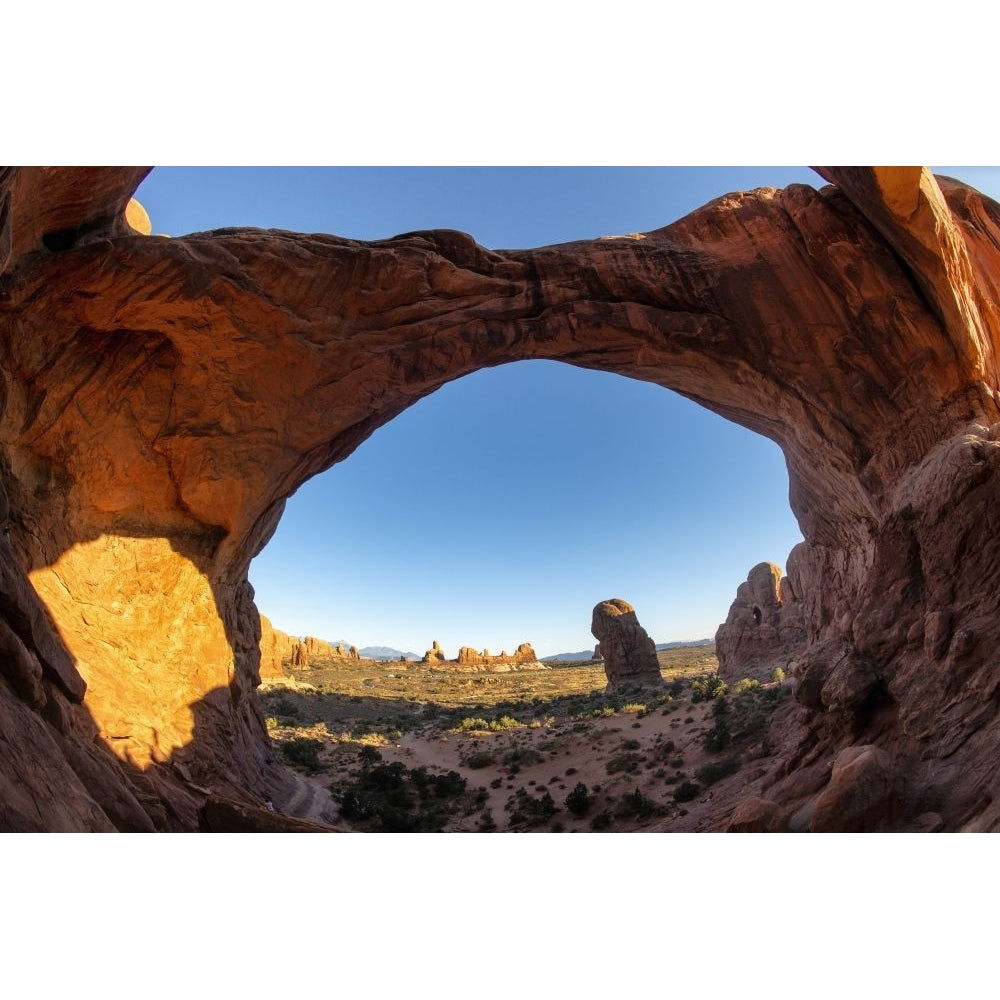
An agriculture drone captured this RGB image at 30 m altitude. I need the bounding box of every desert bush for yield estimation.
[731,678,762,695]
[703,718,732,753]
[621,738,641,751]
[695,757,739,786]
[508,788,558,828]
[673,780,701,803]
[489,715,521,731]
[502,748,543,771]
[590,811,613,831]
[771,666,787,683]
[465,751,495,770]
[565,782,592,817]
[586,704,618,719]
[334,761,467,832]
[691,673,728,702]
[280,736,324,772]
[615,787,660,821]
[430,770,467,799]
[622,702,647,714]
[606,751,645,775]
[456,717,491,732]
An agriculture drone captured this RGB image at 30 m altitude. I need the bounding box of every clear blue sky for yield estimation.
[134,166,999,657]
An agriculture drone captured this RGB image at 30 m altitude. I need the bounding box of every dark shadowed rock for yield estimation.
[726,796,789,833]
[809,745,902,832]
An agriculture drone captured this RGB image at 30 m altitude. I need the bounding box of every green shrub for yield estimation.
[465,751,495,769]
[489,715,521,731]
[565,782,592,817]
[590,810,613,831]
[691,674,728,703]
[732,678,762,695]
[695,757,739,786]
[502,748,543,771]
[615,787,660,821]
[456,717,491,732]
[606,751,645,775]
[673,780,701,802]
[508,788,558,828]
[280,736,324,772]
[333,761,468,832]
[704,718,732,753]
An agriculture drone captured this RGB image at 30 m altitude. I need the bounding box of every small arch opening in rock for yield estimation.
[752,606,763,625]
[41,226,81,251]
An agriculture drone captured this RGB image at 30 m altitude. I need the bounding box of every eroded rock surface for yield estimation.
[716,558,807,681]
[591,599,663,692]
[259,615,296,680]
[4,166,1000,829]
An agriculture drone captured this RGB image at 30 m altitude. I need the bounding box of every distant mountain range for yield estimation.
[331,641,420,661]
[541,638,713,662]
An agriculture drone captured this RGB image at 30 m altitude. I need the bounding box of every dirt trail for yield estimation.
[273,769,341,827]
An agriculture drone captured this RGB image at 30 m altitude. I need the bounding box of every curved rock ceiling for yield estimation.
[2,165,1000,830]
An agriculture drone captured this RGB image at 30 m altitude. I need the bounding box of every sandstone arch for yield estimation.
[2,166,1000,830]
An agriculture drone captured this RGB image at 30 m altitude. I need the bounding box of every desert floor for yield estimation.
[260,647,792,832]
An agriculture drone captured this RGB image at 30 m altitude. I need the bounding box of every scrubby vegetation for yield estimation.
[260,644,792,831]
[332,749,482,832]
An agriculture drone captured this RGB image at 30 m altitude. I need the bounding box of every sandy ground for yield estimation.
[269,690,785,832]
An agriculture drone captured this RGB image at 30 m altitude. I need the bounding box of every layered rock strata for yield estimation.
[4,166,1000,829]
[591,599,663,692]
[715,558,807,681]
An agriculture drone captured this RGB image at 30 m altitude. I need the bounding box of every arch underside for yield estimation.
[2,166,1000,830]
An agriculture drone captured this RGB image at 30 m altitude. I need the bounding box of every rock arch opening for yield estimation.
[5,166,1000,830]
[249,359,803,663]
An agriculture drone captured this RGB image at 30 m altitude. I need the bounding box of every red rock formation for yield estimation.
[258,615,296,679]
[422,641,447,664]
[5,166,1000,830]
[456,642,538,666]
[591,599,663,692]
[715,558,807,681]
